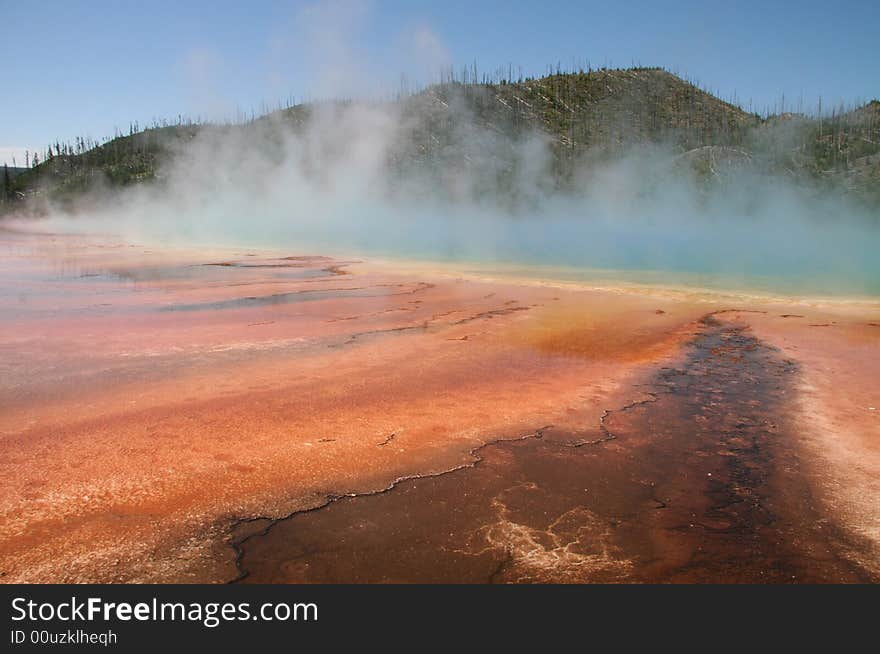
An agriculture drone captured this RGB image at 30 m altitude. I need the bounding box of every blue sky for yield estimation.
[2,0,878,166]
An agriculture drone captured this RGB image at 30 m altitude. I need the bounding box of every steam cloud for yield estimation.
[21,2,880,298]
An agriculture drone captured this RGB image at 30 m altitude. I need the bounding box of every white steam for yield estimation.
[20,2,880,297]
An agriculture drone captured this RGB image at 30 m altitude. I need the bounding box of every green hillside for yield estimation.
[3,68,878,212]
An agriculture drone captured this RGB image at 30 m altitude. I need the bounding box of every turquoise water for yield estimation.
[195,210,880,298]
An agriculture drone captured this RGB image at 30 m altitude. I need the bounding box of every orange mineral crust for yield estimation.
[0,230,704,582]
[1,228,878,583]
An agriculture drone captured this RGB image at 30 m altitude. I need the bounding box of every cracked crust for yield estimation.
[232,312,878,583]
[1,230,877,583]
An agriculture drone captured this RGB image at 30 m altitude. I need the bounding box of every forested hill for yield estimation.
[3,68,879,212]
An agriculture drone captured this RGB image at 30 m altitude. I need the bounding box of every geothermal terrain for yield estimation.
[0,227,877,583]
[1,68,879,583]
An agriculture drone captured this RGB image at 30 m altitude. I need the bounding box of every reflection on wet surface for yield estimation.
[160,283,433,312]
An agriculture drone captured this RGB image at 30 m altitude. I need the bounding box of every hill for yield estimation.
[3,68,878,212]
